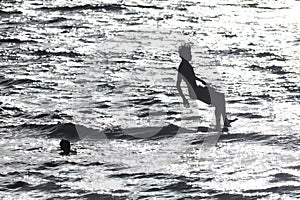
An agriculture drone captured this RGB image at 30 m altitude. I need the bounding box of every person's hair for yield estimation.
[178,43,192,59]
[60,139,70,153]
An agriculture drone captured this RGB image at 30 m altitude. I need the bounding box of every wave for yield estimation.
[208,47,253,56]
[270,173,298,183]
[0,38,37,44]
[48,123,189,140]
[0,76,39,87]
[11,120,278,144]
[0,10,22,15]
[220,3,289,10]
[4,181,29,190]
[38,4,126,12]
[33,50,82,57]
[129,98,161,106]
[125,4,163,10]
[244,185,300,195]
[144,181,192,192]
[256,52,287,62]
[247,64,289,75]
[191,132,277,145]
[45,17,67,24]
[1,179,126,199]
[236,113,266,119]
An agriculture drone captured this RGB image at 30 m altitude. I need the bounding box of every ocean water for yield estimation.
[0,0,299,199]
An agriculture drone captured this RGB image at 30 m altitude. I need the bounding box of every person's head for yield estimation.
[60,139,70,155]
[178,43,192,61]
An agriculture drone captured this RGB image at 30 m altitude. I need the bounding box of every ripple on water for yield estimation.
[37,4,126,12]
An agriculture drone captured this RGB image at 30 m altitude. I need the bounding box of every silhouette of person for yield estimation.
[59,139,77,156]
[176,44,236,130]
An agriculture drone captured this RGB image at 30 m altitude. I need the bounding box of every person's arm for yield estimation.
[176,73,189,107]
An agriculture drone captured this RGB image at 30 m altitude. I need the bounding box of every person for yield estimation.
[176,43,236,130]
[59,139,77,156]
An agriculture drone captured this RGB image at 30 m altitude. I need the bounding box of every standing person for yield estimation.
[176,44,236,130]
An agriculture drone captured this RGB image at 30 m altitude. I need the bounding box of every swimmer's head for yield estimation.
[60,139,70,155]
[178,43,192,61]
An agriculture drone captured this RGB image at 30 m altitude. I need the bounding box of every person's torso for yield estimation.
[178,59,197,88]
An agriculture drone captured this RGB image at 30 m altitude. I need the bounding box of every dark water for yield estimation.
[0,0,299,199]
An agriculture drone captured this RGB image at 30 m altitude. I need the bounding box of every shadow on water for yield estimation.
[48,122,196,140]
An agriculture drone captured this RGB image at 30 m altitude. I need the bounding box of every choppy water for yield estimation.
[0,0,300,199]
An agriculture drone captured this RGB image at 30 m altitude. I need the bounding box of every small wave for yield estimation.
[244,185,300,195]
[31,112,71,120]
[97,83,115,90]
[5,181,29,190]
[0,171,41,179]
[219,3,259,8]
[258,6,289,10]
[105,124,182,140]
[212,193,253,199]
[191,132,276,144]
[256,52,276,57]
[0,10,22,15]
[0,105,22,112]
[45,17,67,24]
[0,105,30,120]
[283,84,300,93]
[33,50,82,57]
[80,161,104,167]
[109,172,188,180]
[109,172,148,179]
[48,123,195,140]
[227,99,241,104]
[0,38,37,44]
[2,180,125,198]
[38,4,126,12]
[217,32,238,38]
[256,52,286,60]
[125,4,163,10]
[288,165,300,170]
[30,182,63,192]
[81,193,126,200]
[173,5,187,11]
[266,65,289,75]
[163,181,192,191]
[37,160,104,170]
[0,76,39,87]
[237,113,266,119]
[129,98,161,106]
[15,123,61,134]
[270,173,298,183]
[48,123,81,140]
[247,64,289,75]
[36,161,66,170]
[293,38,300,44]
[208,48,253,56]
[220,3,288,10]
[248,64,263,71]
[144,181,192,193]
[223,34,237,38]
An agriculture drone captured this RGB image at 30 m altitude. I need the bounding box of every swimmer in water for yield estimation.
[59,139,77,156]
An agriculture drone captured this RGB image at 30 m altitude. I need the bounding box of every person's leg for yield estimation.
[208,88,229,127]
[219,93,230,126]
[195,86,230,128]
[213,92,237,127]
[215,107,221,130]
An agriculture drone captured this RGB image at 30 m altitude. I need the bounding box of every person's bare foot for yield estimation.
[224,118,238,127]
